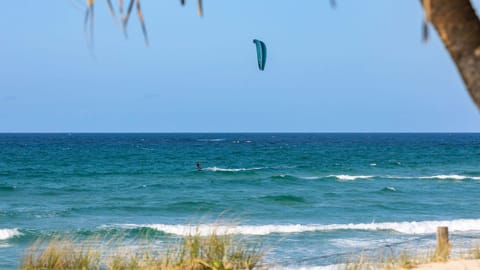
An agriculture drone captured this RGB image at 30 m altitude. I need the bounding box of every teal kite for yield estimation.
[253,39,267,71]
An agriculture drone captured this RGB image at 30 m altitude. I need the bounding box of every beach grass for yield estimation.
[20,232,265,270]
[21,238,102,270]
[19,229,480,270]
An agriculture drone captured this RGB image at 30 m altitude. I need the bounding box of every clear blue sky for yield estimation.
[1,0,479,132]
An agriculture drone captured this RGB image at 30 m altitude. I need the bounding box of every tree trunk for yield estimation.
[427,0,480,108]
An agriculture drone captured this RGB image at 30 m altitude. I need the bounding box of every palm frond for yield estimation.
[424,0,432,22]
[84,0,95,49]
[123,0,135,28]
[422,0,431,43]
[197,0,203,17]
[106,0,117,19]
[136,0,149,46]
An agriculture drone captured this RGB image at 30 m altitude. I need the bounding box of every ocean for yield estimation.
[1,133,480,269]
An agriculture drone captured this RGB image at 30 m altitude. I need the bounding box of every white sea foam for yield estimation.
[300,176,321,180]
[330,175,374,181]
[370,163,377,166]
[114,219,480,236]
[197,139,225,142]
[361,174,480,181]
[330,238,386,249]
[0,229,21,240]
[204,167,264,172]
[419,175,480,180]
[385,186,396,191]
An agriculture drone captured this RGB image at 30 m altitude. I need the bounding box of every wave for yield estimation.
[166,201,219,212]
[204,167,264,172]
[277,174,480,182]
[261,195,307,204]
[0,229,22,240]
[113,219,480,236]
[0,184,16,191]
[325,174,480,181]
[381,186,397,192]
[270,174,301,181]
[197,139,225,142]
[418,175,480,180]
[232,140,253,144]
[299,176,321,180]
[329,175,374,181]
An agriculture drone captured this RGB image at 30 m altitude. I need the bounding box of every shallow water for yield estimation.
[1,133,480,268]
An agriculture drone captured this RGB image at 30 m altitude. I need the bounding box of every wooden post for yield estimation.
[435,226,450,261]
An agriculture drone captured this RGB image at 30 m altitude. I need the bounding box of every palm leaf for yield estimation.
[123,0,135,28]
[136,0,149,46]
[198,0,203,17]
[84,0,95,49]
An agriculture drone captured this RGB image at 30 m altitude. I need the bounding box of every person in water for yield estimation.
[196,162,202,171]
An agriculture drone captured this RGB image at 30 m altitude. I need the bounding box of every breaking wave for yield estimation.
[112,219,480,236]
[0,229,22,240]
[418,175,480,180]
[204,167,264,172]
[197,139,226,142]
[329,175,374,181]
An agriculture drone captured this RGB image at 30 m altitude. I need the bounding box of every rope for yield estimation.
[291,233,480,265]
[451,234,480,240]
[291,234,434,264]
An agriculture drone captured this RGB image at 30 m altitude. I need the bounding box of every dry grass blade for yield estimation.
[136,0,149,46]
[20,238,102,270]
[198,0,203,17]
[20,228,266,270]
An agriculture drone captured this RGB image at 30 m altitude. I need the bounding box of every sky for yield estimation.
[0,0,479,132]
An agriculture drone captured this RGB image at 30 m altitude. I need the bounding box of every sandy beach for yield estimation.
[414,259,480,270]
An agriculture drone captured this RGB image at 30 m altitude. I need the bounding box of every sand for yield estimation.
[414,259,480,270]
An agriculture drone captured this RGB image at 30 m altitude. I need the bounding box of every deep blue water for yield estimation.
[1,133,480,269]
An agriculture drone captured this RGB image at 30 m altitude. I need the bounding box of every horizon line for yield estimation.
[1,131,480,134]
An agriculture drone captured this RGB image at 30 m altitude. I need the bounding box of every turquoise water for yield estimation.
[2,133,480,269]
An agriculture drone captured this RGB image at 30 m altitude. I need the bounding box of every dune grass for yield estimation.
[21,238,102,270]
[19,227,480,270]
[20,231,265,270]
